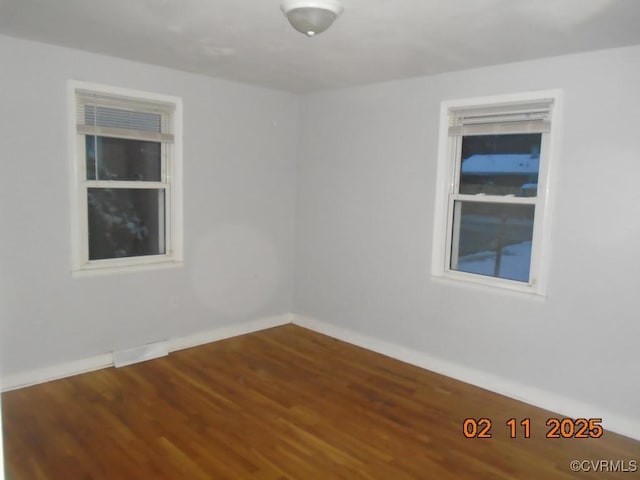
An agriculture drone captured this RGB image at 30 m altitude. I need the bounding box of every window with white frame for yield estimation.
[71,82,182,272]
[432,91,561,294]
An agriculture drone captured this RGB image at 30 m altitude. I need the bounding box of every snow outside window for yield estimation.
[432,91,562,295]
[70,82,183,273]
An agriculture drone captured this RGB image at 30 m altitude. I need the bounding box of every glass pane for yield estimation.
[87,188,165,260]
[460,134,541,197]
[86,136,97,180]
[85,136,161,181]
[451,201,534,282]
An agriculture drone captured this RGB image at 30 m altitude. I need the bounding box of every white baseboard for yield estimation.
[169,314,292,352]
[291,314,640,442]
[113,341,169,368]
[1,314,292,392]
[1,353,114,392]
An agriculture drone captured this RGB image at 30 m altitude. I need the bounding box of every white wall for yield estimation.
[294,45,640,433]
[0,35,298,377]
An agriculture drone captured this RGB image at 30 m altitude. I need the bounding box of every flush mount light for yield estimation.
[280,0,344,37]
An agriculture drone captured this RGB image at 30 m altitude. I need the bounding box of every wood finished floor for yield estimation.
[2,324,639,479]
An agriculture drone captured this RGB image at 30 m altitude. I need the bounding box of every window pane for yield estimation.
[460,134,541,196]
[85,136,161,181]
[86,136,97,180]
[451,201,534,282]
[87,188,165,260]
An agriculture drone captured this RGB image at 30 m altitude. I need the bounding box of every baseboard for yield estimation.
[291,314,640,442]
[169,314,292,352]
[1,314,292,392]
[1,353,114,392]
[113,341,169,368]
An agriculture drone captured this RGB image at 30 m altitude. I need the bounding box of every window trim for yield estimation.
[431,90,562,296]
[68,80,184,274]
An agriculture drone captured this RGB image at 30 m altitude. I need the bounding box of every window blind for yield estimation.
[449,100,553,136]
[76,90,175,143]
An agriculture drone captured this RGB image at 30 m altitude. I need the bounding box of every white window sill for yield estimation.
[431,272,547,301]
[72,259,184,278]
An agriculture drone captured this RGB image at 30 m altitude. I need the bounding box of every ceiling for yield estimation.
[1,0,639,93]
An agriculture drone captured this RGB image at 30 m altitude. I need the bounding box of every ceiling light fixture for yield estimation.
[280,0,344,37]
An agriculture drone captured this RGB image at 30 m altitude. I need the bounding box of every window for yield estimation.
[70,82,183,272]
[432,91,561,294]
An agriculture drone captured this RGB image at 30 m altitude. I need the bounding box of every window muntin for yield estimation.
[433,91,560,294]
[72,84,181,272]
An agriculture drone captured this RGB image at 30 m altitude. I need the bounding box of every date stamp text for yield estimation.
[462,417,604,439]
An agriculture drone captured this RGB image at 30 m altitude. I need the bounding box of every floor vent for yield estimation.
[112,341,169,368]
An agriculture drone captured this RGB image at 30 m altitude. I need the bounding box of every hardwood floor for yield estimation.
[3,324,639,479]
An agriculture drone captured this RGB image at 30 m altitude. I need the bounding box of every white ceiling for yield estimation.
[1,0,639,93]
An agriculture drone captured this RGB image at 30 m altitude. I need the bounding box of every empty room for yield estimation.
[1,0,639,478]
